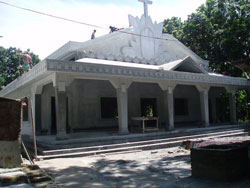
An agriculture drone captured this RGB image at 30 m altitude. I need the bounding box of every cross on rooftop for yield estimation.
[138,0,152,18]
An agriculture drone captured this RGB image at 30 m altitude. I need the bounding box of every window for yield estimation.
[174,98,188,116]
[141,98,157,117]
[22,98,29,121]
[101,97,118,119]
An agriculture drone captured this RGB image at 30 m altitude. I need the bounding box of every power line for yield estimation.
[0,0,106,30]
[0,0,175,41]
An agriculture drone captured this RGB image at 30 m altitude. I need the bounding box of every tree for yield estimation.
[163,0,250,122]
[162,17,183,39]
[163,0,250,76]
[0,46,40,90]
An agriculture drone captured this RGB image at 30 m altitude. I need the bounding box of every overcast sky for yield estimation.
[0,0,206,59]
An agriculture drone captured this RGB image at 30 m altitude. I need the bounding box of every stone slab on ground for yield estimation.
[182,136,250,149]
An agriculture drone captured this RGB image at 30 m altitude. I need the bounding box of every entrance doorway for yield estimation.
[140,98,157,126]
[51,97,56,135]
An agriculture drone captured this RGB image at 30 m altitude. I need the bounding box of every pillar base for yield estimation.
[56,131,69,140]
[119,129,129,135]
[201,123,209,128]
[166,126,174,131]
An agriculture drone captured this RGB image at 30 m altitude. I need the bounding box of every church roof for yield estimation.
[1,2,249,98]
[46,14,209,72]
[77,56,208,74]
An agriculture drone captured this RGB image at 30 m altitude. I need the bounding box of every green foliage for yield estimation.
[163,0,250,76]
[163,17,183,39]
[0,46,40,90]
[236,90,249,122]
[146,105,153,117]
[163,0,250,122]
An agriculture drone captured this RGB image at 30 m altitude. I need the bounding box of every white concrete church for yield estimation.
[1,0,249,140]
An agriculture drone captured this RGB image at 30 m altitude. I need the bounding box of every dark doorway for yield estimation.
[51,97,57,135]
[101,97,118,119]
[141,98,157,117]
[174,98,188,116]
[209,98,212,123]
[216,96,230,123]
[141,98,157,126]
[35,95,42,135]
[51,97,70,135]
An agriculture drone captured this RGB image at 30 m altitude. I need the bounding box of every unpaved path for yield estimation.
[37,147,250,188]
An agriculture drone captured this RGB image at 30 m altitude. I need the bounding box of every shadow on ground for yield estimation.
[42,153,250,188]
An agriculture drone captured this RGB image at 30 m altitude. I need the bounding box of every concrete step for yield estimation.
[37,128,249,160]
[38,124,250,150]
[41,128,247,156]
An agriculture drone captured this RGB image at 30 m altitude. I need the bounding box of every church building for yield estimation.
[0,0,249,140]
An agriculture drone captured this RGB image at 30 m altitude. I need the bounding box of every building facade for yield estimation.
[0,2,249,140]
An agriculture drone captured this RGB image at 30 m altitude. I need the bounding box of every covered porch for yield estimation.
[0,58,249,140]
[34,74,244,140]
[34,123,250,151]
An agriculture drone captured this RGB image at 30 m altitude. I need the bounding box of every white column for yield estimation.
[200,89,209,127]
[116,84,129,135]
[55,82,68,140]
[196,85,210,127]
[229,91,237,124]
[163,87,174,130]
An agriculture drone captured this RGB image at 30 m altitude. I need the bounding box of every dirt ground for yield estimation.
[37,147,250,188]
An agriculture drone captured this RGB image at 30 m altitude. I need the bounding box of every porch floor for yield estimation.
[35,123,250,148]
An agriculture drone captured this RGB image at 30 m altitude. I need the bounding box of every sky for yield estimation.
[0,0,206,60]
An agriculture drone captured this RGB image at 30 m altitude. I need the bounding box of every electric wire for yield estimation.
[0,0,175,41]
[0,0,106,29]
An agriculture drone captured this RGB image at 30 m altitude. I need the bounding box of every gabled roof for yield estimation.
[46,14,210,72]
[77,56,207,74]
[159,56,207,74]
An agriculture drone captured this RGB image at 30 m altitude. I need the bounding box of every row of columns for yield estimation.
[51,79,238,140]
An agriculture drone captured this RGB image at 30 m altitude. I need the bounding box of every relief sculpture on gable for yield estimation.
[122,14,163,61]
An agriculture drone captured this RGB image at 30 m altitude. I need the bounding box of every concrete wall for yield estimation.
[174,85,201,124]
[40,80,204,133]
[69,79,118,129]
